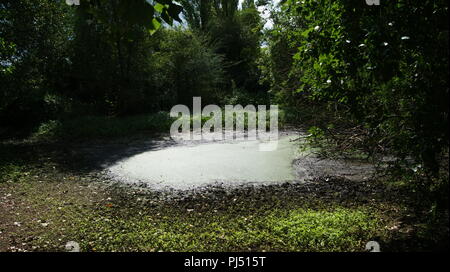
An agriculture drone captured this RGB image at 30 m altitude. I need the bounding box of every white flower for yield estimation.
[382,42,388,46]
[345,40,351,43]
[388,22,393,26]
[359,43,366,47]
[326,79,332,84]
[314,25,321,31]
[401,36,410,40]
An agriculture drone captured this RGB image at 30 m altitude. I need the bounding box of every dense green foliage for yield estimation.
[0,0,73,128]
[0,0,266,129]
[267,0,448,179]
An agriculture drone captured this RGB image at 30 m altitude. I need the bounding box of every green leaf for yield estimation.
[149,18,162,35]
[154,3,165,13]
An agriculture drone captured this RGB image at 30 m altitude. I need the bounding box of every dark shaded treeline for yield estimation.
[0,0,265,126]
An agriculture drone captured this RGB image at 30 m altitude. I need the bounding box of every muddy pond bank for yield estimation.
[71,130,378,191]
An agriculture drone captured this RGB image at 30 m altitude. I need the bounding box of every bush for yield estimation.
[32,112,174,141]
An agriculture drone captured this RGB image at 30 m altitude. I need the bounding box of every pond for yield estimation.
[106,135,301,190]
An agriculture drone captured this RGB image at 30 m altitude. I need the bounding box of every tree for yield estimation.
[0,0,185,123]
[178,0,212,30]
[68,0,185,115]
[269,0,449,177]
[180,0,264,93]
[0,0,73,128]
[151,29,225,107]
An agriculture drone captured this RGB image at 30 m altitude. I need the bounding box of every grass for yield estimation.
[0,145,30,184]
[0,163,26,183]
[1,177,386,252]
[31,112,174,141]
[72,209,379,252]
[30,109,286,142]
